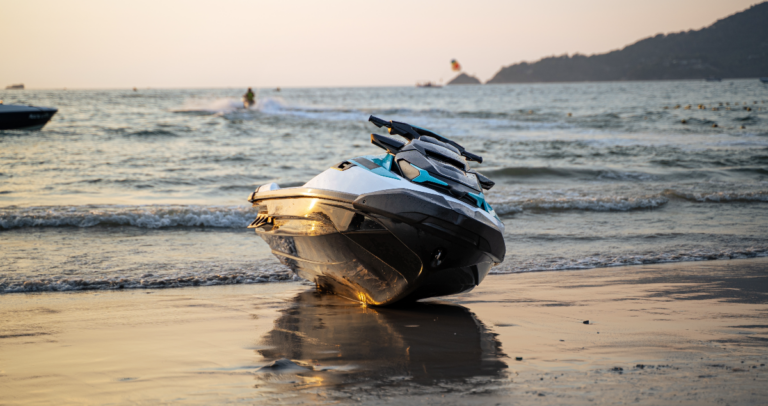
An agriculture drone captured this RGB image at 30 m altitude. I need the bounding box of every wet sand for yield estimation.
[1,258,767,405]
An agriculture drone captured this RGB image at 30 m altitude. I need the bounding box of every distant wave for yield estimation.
[169,96,768,138]
[125,129,178,137]
[0,205,258,230]
[481,166,657,181]
[481,166,768,182]
[171,98,575,130]
[663,189,768,203]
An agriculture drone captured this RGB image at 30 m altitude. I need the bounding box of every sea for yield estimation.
[2,80,767,293]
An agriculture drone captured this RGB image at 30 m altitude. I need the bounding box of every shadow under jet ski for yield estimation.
[256,290,507,388]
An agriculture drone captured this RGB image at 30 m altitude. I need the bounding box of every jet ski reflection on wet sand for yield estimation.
[247,115,505,306]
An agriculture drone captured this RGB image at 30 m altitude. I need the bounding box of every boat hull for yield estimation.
[0,105,57,130]
[249,188,504,305]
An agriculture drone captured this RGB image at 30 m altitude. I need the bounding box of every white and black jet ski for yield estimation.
[247,115,505,305]
[0,102,57,130]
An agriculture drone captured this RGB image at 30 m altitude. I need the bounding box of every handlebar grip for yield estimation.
[463,151,483,163]
[371,133,405,154]
[368,115,390,128]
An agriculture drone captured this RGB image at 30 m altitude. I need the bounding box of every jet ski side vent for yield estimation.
[248,214,274,230]
[332,161,356,171]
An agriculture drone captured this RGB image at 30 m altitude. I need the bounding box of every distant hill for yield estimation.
[447,73,481,85]
[487,2,768,84]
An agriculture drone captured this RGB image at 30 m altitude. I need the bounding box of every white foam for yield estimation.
[0,205,258,229]
[1,258,300,293]
[491,246,768,274]
[174,97,246,114]
[173,96,291,115]
[488,192,669,215]
[487,187,768,215]
[664,190,768,203]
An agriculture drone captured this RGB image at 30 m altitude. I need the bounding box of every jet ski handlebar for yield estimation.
[368,115,483,163]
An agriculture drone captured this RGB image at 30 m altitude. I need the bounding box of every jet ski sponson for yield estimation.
[247,115,505,305]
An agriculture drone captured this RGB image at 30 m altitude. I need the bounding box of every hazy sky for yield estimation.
[1,0,760,88]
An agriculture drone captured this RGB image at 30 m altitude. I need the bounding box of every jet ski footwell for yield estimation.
[248,187,505,306]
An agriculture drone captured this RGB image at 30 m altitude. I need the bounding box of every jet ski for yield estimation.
[0,102,57,130]
[247,115,505,306]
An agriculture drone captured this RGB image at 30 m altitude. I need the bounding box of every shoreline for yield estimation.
[1,257,767,404]
[4,252,768,294]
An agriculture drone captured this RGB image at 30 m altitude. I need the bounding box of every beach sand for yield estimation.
[1,258,767,405]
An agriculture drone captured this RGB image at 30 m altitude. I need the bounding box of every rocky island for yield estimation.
[487,2,768,83]
[447,73,481,85]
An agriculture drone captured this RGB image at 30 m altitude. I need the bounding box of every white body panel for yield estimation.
[302,166,503,229]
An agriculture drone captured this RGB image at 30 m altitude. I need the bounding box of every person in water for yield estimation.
[244,87,255,107]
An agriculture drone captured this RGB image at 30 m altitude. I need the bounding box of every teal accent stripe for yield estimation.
[350,155,400,180]
[370,166,399,179]
[409,164,448,186]
[368,154,393,171]
[468,191,495,214]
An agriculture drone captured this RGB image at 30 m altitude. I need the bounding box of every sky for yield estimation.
[0,0,761,89]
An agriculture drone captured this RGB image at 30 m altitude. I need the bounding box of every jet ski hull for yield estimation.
[249,187,505,306]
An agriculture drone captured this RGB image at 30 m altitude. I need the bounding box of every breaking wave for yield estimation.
[488,193,670,215]
[0,205,257,230]
[488,188,768,215]
[663,190,768,203]
[1,258,300,294]
[481,166,657,181]
[4,188,767,230]
[491,246,768,274]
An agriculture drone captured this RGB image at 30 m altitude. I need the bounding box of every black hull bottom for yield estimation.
[249,188,503,306]
[0,111,57,130]
[261,230,492,305]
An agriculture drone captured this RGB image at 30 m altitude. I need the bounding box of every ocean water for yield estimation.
[1,80,767,293]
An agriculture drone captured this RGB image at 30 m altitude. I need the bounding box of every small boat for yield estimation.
[760,77,768,84]
[0,102,57,130]
[416,81,442,88]
[246,115,505,306]
[5,84,24,90]
[705,77,722,82]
